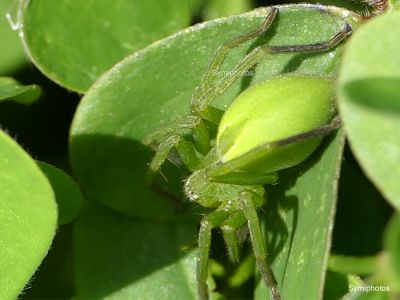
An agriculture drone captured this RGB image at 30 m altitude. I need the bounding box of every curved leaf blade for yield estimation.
[74,203,198,299]
[0,131,57,299]
[338,11,400,210]
[37,161,84,225]
[0,77,41,105]
[19,0,191,92]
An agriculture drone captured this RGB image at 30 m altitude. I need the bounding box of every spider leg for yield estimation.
[240,191,281,300]
[207,170,279,185]
[198,210,230,300]
[142,115,199,145]
[145,134,200,185]
[221,212,247,263]
[193,23,352,120]
[208,117,341,178]
[143,116,207,185]
[191,7,278,117]
[192,118,211,155]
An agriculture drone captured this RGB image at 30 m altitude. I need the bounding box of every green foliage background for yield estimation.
[0,0,399,299]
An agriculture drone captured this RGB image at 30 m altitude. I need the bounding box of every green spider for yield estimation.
[143,7,352,300]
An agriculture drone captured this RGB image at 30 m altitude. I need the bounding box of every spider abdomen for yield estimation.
[217,75,336,173]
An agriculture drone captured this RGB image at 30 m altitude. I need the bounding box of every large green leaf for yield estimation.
[19,0,191,92]
[0,131,57,299]
[74,203,198,299]
[70,4,361,220]
[338,11,400,210]
[0,0,27,75]
[37,161,84,225]
[0,77,41,105]
[255,132,345,299]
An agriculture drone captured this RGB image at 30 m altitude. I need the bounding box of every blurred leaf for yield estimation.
[74,203,198,299]
[188,0,204,15]
[0,76,41,104]
[323,270,349,300]
[204,0,253,20]
[0,0,27,75]
[255,131,345,299]
[390,0,400,9]
[328,255,377,275]
[37,161,83,225]
[384,214,400,282]
[70,5,361,220]
[298,0,367,12]
[351,291,390,300]
[0,130,57,299]
[338,11,400,210]
[344,78,400,112]
[228,254,255,288]
[20,0,191,92]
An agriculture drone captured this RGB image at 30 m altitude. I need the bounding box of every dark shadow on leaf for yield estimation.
[257,132,339,288]
[281,51,328,74]
[343,77,400,113]
[70,133,200,222]
[73,201,198,299]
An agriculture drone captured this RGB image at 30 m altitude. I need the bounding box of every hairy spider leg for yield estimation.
[196,182,278,300]
[207,116,342,180]
[240,191,281,300]
[221,212,248,263]
[191,14,352,121]
[198,210,231,300]
[143,114,216,184]
[191,7,278,118]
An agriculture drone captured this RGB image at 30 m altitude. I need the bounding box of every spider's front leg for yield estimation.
[143,7,280,184]
[192,12,352,121]
[191,7,278,120]
[197,210,230,300]
[142,115,210,185]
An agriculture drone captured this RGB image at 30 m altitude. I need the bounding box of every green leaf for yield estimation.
[390,0,400,10]
[37,161,84,225]
[70,4,361,220]
[255,131,345,299]
[0,130,57,299]
[328,255,377,275]
[384,214,400,282]
[338,11,400,210]
[19,0,191,92]
[0,77,41,105]
[0,0,27,74]
[323,270,350,300]
[203,0,253,20]
[74,203,198,299]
